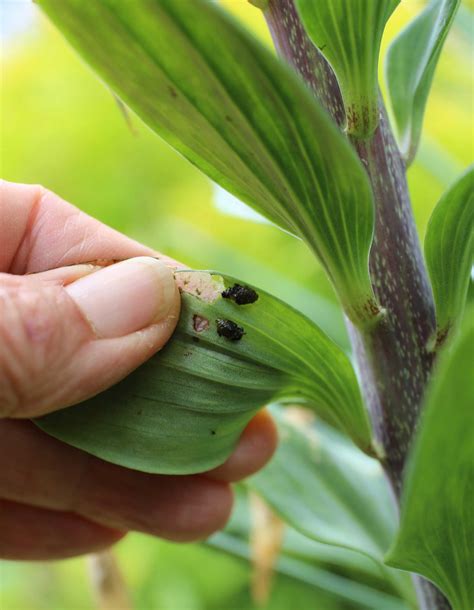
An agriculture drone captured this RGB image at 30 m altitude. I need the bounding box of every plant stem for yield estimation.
[264,1,449,608]
[414,578,452,610]
[265,0,345,128]
[348,107,435,496]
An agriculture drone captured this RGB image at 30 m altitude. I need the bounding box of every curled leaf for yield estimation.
[35,272,372,474]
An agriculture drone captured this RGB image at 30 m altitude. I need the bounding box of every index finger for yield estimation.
[0,180,180,274]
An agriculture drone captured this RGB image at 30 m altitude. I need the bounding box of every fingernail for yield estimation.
[66,257,176,338]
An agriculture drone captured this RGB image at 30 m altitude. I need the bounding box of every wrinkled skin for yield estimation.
[0,181,277,560]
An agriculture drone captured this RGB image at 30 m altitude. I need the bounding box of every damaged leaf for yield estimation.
[35,272,373,474]
[222,283,259,305]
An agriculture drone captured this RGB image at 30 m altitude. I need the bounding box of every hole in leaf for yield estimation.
[193,314,210,333]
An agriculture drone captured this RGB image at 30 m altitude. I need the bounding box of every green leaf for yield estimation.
[385,0,461,164]
[386,312,474,609]
[222,487,384,581]
[36,0,378,324]
[295,0,399,137]
[35,272,372,474]
[209,488,411,610]
[424,166,474,345]
[249,410,395,562]
[213,543,409,610]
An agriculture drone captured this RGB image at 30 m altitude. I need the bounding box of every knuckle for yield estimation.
[0,278,85,417]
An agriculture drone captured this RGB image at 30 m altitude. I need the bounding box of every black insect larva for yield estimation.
[221,283,258,305]
[216,319,245,341]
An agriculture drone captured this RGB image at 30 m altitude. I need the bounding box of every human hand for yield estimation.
[0,181,277,560]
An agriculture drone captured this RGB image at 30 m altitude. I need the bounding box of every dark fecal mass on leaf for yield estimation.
[222,283,259,305]
[216,319,245,341]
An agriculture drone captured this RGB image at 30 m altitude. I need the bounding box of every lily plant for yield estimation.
[33,1,472,609]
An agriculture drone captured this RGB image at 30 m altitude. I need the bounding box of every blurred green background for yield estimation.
[1,1,472,609]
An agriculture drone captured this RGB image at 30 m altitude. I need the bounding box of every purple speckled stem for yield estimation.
[265,0,345,127]
[265,0,435,493]
[348,104,435,495]
[264,1,449,609]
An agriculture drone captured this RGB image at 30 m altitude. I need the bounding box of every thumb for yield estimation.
[0,257,180,418]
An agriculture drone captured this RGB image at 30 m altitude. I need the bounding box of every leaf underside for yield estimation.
[37,0,377,323]
[386,312,474,609]
[35,272,372,474]
[385,0,461,164]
